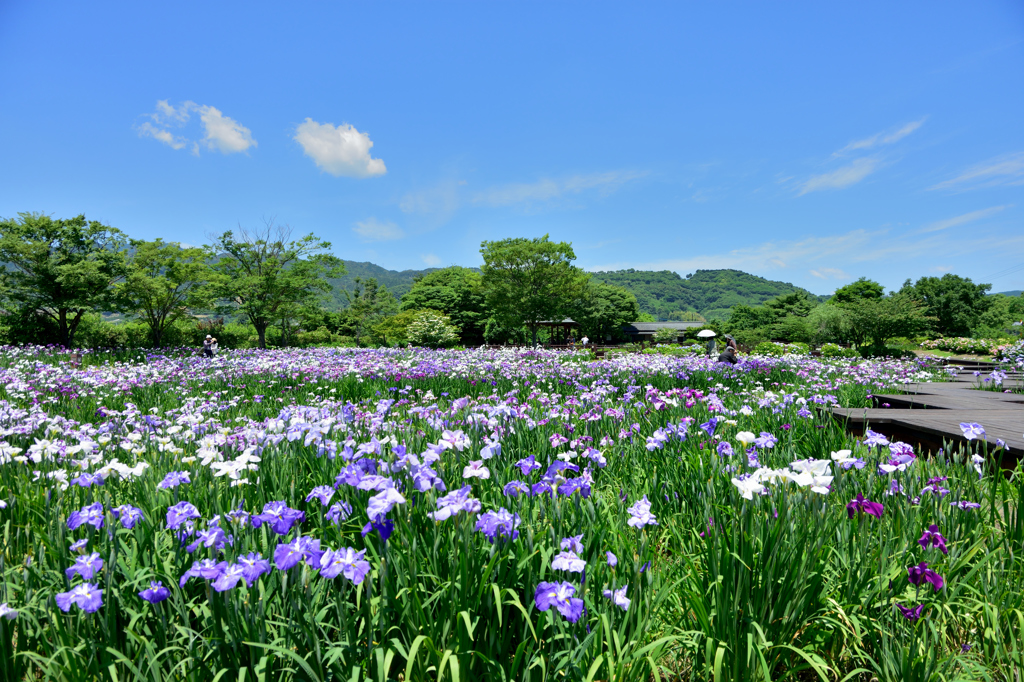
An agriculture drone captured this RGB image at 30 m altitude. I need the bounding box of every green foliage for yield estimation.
[400,266,486,344]
[592,268,823,321]
[0,212,127,347]
[805,303,855,346]
[371,309,421,347]
[843,293,932,349]
[480,234,590,345]
[571,281,640,342]
[636,312,657,322]
[337,277,399,345]
[831,276,885,304]
[900,274,992,337]
[117,239,213,347]
[208,221,344,348]
[652,327,680,343]
[406,309,461,348]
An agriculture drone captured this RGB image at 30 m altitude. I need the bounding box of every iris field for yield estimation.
[0,345,1021,681]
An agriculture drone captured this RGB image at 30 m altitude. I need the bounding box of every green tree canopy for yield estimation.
[0,212,127,347]
[844,293,931,348]
[571,281,639,342]
[763,291,817,318]
[209,222,344,349]
[479,235,590,346]
[400,266,486,344]
[831,277,885,305]
[726,303,779,332]
[118,239,212,347]
[899,274,991,337]
[339,277,398,345]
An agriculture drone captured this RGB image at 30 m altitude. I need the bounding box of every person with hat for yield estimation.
[717,346,739,365]
[724,334,738,352]
[202,335,214,358]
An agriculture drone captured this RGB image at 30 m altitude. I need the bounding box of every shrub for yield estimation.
[652,328,680,344]
[754,341,809,357]
[920,337,1001,355]
[820,343,843,357]
[407,310,461,348]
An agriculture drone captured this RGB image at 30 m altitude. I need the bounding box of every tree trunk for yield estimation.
[256,323,267,349]
[58,309,70,348]
[531,326,538,347]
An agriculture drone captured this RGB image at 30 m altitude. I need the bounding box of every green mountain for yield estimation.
[590,268,826,321]
[326,261,443,308]
[993,290,1023,297]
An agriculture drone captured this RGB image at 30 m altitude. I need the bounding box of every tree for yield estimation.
[843,294,931,348]
[406,310,461,348]
[480,235,590,346]
[400,266,487,344]
[209,221,344,349]
[371,309,420,347]
[118,239,212,347]
[831,277,885,305]
[763,291,817,318]
[339,277,398,345]
[726,303,779,332]
[571,281,639,342]
[0,212,127,348]
[899,274,991,337]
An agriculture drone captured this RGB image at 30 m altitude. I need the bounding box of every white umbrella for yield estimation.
[696,330,717,338]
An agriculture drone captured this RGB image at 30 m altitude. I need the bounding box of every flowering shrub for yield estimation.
[920,337,1001,354]
[406,310,461,348]
[0,344,1017,680]
[754,341,810,356]
[994,340,1024,369]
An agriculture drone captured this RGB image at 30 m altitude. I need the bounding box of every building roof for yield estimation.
[623,321,705,333]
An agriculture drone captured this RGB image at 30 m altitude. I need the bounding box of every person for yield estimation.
[718,346,739,365]
[202,335,214,358]
[581,335,589,346]
[724,334,738,352]
[705,336,717,358]
[210,337,219,356]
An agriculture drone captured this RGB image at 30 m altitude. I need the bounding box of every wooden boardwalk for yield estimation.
[831,361,1024,459]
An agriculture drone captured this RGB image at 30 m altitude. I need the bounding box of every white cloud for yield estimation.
[799,158,879,195]
[919,205,1010,233]
[929,152,1024,191]
[353,217,403,242]
[810,267,849,280]
[834,119,925,156]
[472,171,646,207]
[400,180,463,221]
[294,119,386,178]
[137,100,255,154]
[421,254,441,267]
[197,105,256,153]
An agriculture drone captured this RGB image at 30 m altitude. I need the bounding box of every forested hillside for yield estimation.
[590,268,826,320]
[326,261,444,308]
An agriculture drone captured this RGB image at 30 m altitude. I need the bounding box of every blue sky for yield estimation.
[1,1,1022,294]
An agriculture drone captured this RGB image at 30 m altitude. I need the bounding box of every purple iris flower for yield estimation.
[863,430,889,449]
[166,501,200,530]
[71,472,105,488]
[551,551,587,573]
[305,485,335,506]
[534,581,584,623]
[846,493,884,519]
[503,480,530,497]
[606,551,618,567]
[361,518,395,542]
[475,508,521,542]
[896,603,924,621]
[797,406,813,418]
[237,552,271,585]
[158,471,191,489]
[602,584,630,611]
[212,563,248,592]
[55,583,103,613]
[138,581,170,603]
[950,500,981,509]
[319,547,371,584]
[367,487,406,520]
[274,535,324,571]
[69,539,89,553]
[112,505,144,529]
[427,485,480,522]
[67,502,105,530]
[907,562,944,591]
[754,432,777,449]
[251,501,305,535]
[626,495,658,528]
[515,455,542,476]
[918,525,949,554]
[959,422,985,441]
[226,507,250,527]
[699,417,718,437]
[185,526,230,554]
[409,464,445,492]
[325,500,353,524]
[716,441,734,457]
[561,534,584,553]
[65,552,103,581]
[179,559,227,588]
[0,604,18,620]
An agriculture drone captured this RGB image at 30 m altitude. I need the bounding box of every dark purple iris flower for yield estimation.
[918,524,949,554]
[158,471,191,490]
[716,441,734,457]
[251,501,305,535]
[699,417,718,437]
[475,508,521,542]
[907,562,944,591]
[846,493,884,519]
[71,472,105,488]
[67,502,105,530]
[896,603,924,621]
[534,581,584,623]
[325,500,353,524]
[503,480,530,497]
[274,535,323,571]
[65,552,103,581]
[179,559,227,588]
[237,552,271,585]
[166,501,200,530]
[138,581,170,603]
[112,505,144,529]
[360,518,394,542]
